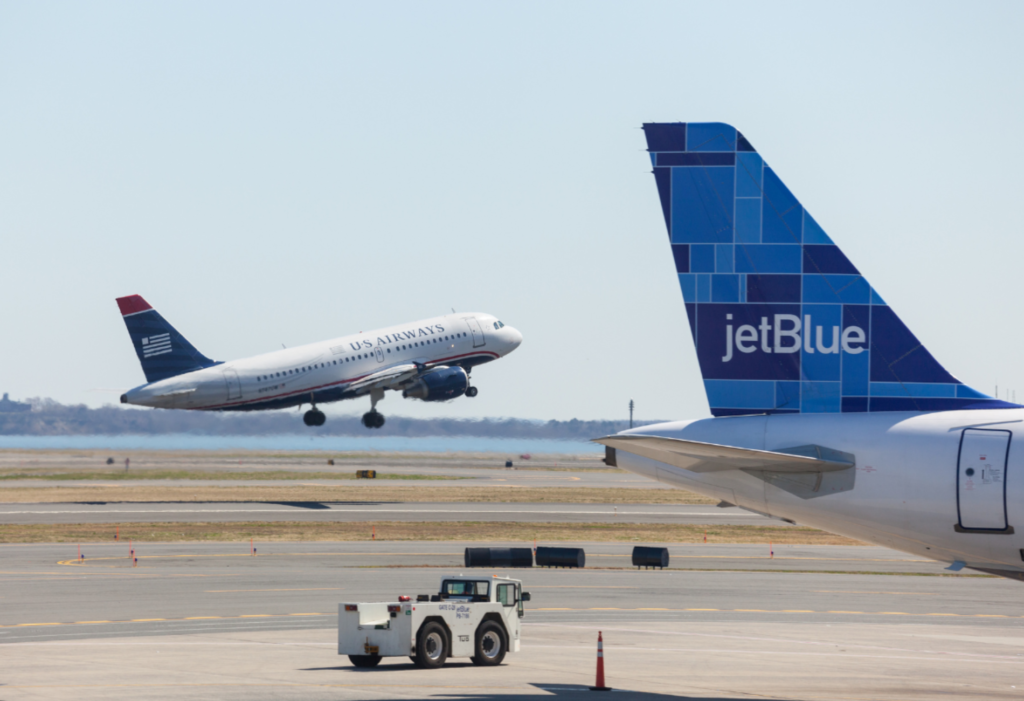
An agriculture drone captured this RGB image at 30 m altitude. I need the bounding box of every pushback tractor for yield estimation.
[338,575,530,669]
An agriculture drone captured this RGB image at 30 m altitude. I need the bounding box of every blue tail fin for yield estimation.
[642,122,1009,416]
[116,295,217,383]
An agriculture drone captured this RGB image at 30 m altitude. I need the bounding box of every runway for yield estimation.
[1,541,1021,700]
[0,502,762,525]
[1,470,666,490]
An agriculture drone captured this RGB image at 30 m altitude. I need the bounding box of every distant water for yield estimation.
[0,434,602,454]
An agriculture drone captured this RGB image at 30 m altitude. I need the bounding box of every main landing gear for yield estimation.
[362,387,386,430]
[361,411,385,429]
[465,386,478,398]
[303,408,326,427]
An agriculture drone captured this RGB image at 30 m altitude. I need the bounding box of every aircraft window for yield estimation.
[387,348,391,353]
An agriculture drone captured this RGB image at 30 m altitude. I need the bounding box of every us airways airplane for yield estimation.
[116,295,522,428]
[598,122,1024,581]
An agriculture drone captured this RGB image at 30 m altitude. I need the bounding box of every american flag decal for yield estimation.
[141,333,172,358]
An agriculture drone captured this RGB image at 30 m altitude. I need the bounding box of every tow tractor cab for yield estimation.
[338,575,531,669]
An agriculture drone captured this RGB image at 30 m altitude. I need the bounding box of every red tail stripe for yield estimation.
[116,295,153,316]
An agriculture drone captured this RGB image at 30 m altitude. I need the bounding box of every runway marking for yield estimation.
[814,590,939,595]
[6,606,1024,631]
[205,588,342,593]
[0,507,751,516]
[529,586,638,589]
[52,552,932,569]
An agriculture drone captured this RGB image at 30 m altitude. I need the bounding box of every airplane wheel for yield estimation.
[466,386,478,398]
[305,410,326,427]
[362,411,385,429]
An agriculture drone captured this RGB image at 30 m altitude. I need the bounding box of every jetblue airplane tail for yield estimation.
[642,122,1011,416]
[116,295,217,383]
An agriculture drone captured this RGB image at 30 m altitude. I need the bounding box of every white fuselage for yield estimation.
[123,313,522,411]
[618,410,1024,575]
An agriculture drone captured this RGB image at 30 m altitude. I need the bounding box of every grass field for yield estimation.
[0,521,862,545]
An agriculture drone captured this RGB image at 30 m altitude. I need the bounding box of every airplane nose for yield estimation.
[506,326,523,350]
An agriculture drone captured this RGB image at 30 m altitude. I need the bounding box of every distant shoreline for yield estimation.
[0,399,651,444]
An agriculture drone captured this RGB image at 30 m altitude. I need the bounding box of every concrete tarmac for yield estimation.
[1,541,1022,699]
[2,466,666,490]
[0,502,763,525]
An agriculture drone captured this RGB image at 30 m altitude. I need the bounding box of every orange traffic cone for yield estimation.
[589,631,611,691]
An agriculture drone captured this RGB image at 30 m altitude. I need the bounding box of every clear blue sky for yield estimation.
[2,1,1023,422]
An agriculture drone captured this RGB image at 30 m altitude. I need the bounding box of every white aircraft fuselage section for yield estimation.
[616,410,1024,574]
[123,312,521,412]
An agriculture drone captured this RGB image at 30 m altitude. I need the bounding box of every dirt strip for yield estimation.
[0,521,861,545]
[0,485,715,504]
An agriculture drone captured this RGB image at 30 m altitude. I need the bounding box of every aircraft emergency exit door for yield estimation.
[957,428,1011,532]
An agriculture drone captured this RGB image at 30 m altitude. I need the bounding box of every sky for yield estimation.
[2,1,1024,423]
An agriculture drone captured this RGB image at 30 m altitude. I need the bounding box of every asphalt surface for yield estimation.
[0,502,764,525]
[2,541,1022,700]
[2,465,668,490]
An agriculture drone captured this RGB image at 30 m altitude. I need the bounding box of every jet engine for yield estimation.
[402,366,469,401]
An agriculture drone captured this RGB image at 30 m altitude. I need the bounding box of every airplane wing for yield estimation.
[593,435,853,474]
[343,364,423,394]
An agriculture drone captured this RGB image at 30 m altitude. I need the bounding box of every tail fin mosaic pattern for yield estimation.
[642,122,1009,416]
[116,295,218,383]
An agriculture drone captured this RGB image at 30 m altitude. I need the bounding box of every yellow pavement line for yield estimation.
[56,552,462,567]
[814,590,940,595]
[4,606,1021,630]
[206,588,342,593]
[0,612,334,629]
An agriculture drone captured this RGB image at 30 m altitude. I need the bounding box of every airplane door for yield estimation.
[957,429,1011,532]
[465,317,486,348]
[223,368,242,401]
[374,347,384,363]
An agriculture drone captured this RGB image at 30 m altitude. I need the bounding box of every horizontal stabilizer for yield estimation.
[593,434,853,474]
